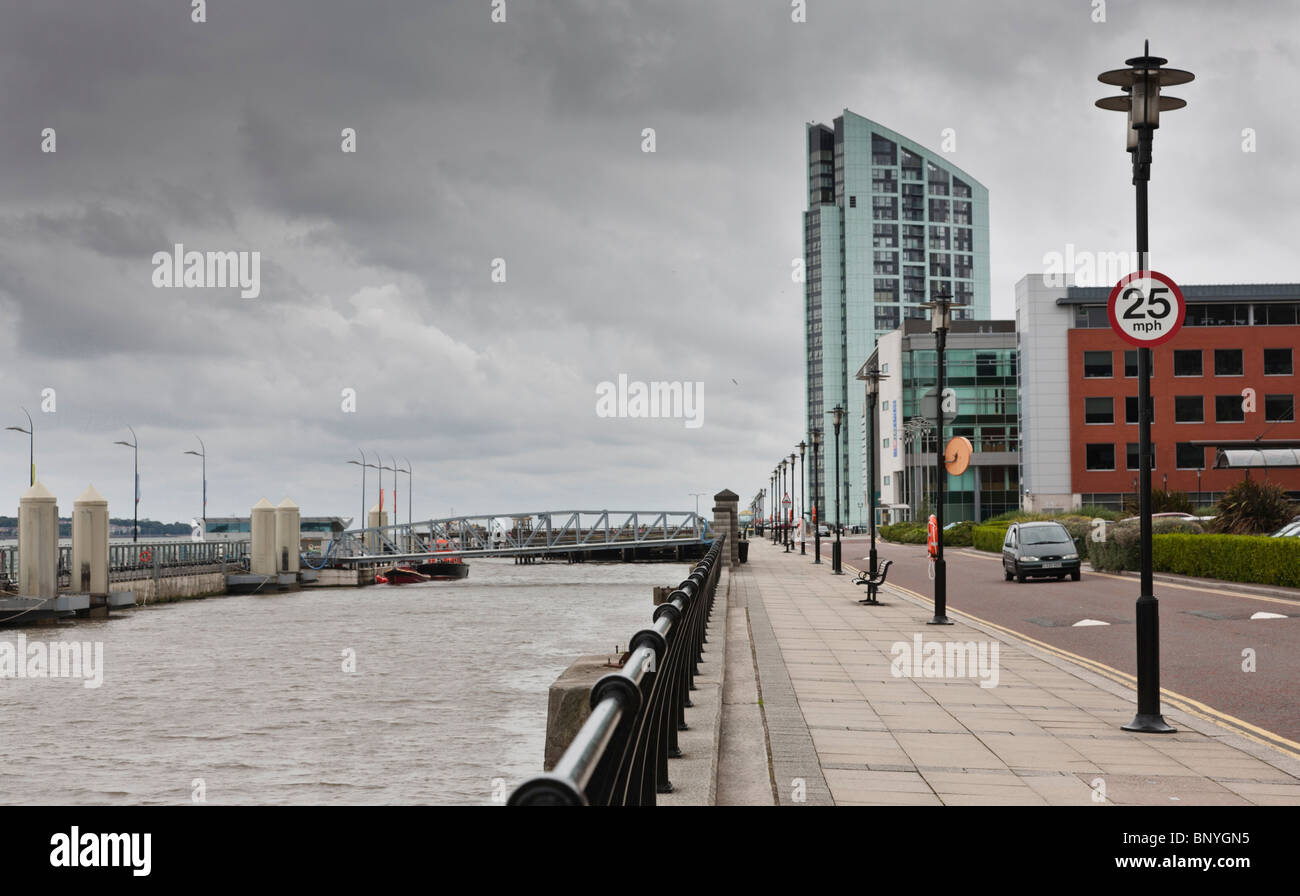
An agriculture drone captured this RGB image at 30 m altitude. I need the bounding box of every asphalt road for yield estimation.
[787,534,1300,750]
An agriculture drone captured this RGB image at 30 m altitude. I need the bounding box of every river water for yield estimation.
[0,558,691,805]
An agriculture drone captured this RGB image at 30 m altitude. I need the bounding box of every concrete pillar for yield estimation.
[712,488,740,568]
[366,504,388,553]
[18,481,59,598]
[275,498,301,573]
[72,484,109,595]
[250,498,277,576]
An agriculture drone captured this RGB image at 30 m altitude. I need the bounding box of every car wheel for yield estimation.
[1004,566,1013,581]
[1015,563,1026,584]
[1071,570,1081,582]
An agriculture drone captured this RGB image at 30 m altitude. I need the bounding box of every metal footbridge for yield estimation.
[316,510,714,566]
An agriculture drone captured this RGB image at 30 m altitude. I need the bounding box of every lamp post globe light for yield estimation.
[810,429,822,564]
[790,439,800,551]
[5,407,34,487]
[1097,40,1191,734]
[920,294,956,625]
[829,404,845,575]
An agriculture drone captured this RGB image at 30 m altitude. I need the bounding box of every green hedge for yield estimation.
[973,523,1009,553]
[1153,534,1300,588]
[879,522,927,544]
[1090,519,1205,572]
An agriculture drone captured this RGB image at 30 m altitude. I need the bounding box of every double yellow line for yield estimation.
[843,559,1300,761]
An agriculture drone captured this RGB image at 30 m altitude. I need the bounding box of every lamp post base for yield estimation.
[1122,714,1176,734]
[831,541,842,574]
[927,615,953,625]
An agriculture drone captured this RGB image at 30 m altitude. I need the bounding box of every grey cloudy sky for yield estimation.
[1,0,1296,523]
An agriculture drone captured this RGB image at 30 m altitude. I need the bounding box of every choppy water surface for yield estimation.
[0,559,690,805]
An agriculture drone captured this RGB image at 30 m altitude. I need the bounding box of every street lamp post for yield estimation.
[6,407,34,486]
[829,405,844,575]
[1097,40,1191,734]
[403,457,413,533]
[790,439,800,551]
[113,426,139,544]
[811,429,822,564]
[789,452,798,549]
[921,294,956,625]
[859,362,888,581]
[770,470,778,543]
[182,434,206,537]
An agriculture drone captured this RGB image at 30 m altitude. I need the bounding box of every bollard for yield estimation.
[712,489,740,568]
[250,498,277,576]
[18,482,59,599]
[72,484,110,595]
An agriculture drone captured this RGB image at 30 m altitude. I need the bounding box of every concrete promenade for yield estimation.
[717,537,1300,806]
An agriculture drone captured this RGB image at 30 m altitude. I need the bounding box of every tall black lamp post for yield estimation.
[1098,40,1191,734]
[182,434,206,537]
[771,469,778,543]
[811,429,822,564]
[113,426,139,544]
[921,294,955,625]
[788,452,798,550]
[790,439,800,551]
[829,404,844,574]
[857,362,889,579]
[5,407,34,486]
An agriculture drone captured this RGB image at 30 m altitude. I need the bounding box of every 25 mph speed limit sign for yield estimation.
[1107,271,1186,347]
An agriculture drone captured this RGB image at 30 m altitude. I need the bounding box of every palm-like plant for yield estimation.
[1211,478,1295,535]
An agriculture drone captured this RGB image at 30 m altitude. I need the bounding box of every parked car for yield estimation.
[1002,521,1081,583]
[1119,512,1200,524]
[1271,517,1300,537]
[817,525,831,537]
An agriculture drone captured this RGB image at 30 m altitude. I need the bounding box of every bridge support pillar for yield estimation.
[366,505,388,554]
[250,498,277,576]
[18,481,59,598]
[72,484,110,595]
[712,489,739,568]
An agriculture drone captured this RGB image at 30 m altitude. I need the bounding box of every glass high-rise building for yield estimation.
[804,110,990,527]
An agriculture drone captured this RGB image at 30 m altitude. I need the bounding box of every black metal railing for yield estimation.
[509,534,726,806]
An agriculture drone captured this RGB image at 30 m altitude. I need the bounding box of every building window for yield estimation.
[1125,396,1140,424]
[1264,348,1293,376]
[883,475,891,485]
[1214,348,1244,377]
[849,195,857,208]
[1173,350,1202,377]
[1215,395,1246,423]
[1085,397,1114,424]
[1174,395,1204,423]
[1265,395,1294,422]
[1086,443,1116,471]
[1123,350,1144,378]
[1083,351,1113,378]
[1176,443,1205,469]
[1126,443,1156,470]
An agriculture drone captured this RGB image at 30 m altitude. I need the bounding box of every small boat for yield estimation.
[412,559,470,580]
[378,566,430,585]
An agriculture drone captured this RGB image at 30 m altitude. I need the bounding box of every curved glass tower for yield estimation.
[804,110,990,528]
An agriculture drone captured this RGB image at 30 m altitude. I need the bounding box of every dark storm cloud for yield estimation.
[0,0,1295,520]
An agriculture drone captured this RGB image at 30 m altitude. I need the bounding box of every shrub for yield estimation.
[1077,504,1123,522]
[1122,489,1196,516]
[1153,534,1300,587]
[1089,518,1205,571]
[879,521,926,544]
[944,520,974,547]
[1210,479,1295,535]
[972,523,1010,553]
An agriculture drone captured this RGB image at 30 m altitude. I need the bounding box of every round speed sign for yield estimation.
[1107,271,1185,347]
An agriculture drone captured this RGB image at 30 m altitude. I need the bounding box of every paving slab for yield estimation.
[734,539,1300,806]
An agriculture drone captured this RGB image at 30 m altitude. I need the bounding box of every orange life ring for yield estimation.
[139,549,152,563]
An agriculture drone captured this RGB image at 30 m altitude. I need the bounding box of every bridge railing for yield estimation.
[508,534,726,806]
[0,542,251,589]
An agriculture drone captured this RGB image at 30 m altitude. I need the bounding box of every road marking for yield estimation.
[854,566,1300,762]
[952,548,1300,610]
[1073,619,1110,627]
[1250,611,1288,620]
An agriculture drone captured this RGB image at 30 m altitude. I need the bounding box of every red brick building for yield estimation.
[1018,280,1300,510]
